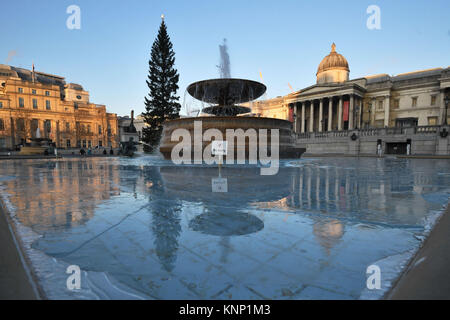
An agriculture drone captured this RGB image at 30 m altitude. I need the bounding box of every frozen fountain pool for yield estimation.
[0,156,449,299]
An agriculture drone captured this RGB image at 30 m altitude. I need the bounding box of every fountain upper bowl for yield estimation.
[187,78,266,105]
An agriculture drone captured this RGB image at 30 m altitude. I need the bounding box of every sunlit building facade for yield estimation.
[252,44,450,132]
[0,64,119,150]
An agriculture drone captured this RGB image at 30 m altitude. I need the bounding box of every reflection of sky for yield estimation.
[0,157,449,299]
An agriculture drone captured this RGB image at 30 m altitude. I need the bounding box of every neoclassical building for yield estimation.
[252,43,450,133]
[0,64,119,150]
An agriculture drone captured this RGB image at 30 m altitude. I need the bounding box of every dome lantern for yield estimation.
[316,43,349,84]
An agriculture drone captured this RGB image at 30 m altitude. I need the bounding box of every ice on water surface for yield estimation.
[0,157,449,299]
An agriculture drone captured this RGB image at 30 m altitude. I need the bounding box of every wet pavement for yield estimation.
[0,156,449,299]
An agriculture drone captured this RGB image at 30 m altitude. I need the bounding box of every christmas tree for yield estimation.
[142,15,181,152]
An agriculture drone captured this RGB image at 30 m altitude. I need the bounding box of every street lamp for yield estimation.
[444,95,449,126]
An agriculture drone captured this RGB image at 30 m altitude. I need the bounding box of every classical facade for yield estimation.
[252,43,450,133]
[0,64,119,150]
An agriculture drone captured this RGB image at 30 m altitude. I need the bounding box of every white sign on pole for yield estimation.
[212,140,227,156]
[212,177,228,193]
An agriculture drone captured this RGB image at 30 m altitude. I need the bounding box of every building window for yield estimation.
[0,119,4,131]
[87,124,91,133]
[46,100,51,110]
[17,118,25,131]
[98,125,102,134]
[44,120,51,133]
[74,102,78,110]
[82,140,86,148]
[32,89,36,95]
[45,91,50,96]
[33,98,38,109]
[431,95,436,106]
[0,101,3,108]
[412,97,418,107]
[378,101,383,110]
[393,99,400,109]
[77,140,81,148]
[66,139,71,148]
[428,117,438,126]
[99,140,102,147]
[66,122,70,131]
[31,119,38,134]
[88,140,92,148]
[19,97,24,108]
[18,87,23,93]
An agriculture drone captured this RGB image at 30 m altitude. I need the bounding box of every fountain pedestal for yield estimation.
[160,78,305,160]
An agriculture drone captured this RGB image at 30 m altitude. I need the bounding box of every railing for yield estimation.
[297,132,311,139]
[386,127,405,135]
[359,128,381,136]
[295,125,448,140]
[414,125,439,134]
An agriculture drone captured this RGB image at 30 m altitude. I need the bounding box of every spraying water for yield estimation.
[217,39,231,78]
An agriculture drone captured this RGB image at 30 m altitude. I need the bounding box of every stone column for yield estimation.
[319,99,323,132]
[439,91,445,125]
[328,98,333,132]
[384,96,390,127]
[371,98,376,126]
[338,96,343,131]
[349,94,354,130]
[309,100,314,132]
[301,102,305,133]
[291,104,297,133]
[357,97,362,129]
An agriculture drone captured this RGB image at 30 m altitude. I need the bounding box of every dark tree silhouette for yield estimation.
[142,17,181,153]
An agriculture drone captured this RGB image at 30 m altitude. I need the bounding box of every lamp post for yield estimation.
[444,95,449,126]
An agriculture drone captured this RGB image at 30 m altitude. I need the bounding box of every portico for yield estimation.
[289,90,365,133]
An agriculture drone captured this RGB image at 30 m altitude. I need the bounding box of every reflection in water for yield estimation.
[189,211,264,236]
[145,166,182,272]
[313,219,345,256]
[0,157,449,299]
[1,159,120,232]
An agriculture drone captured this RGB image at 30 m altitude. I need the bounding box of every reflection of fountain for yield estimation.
[20,127,53,155]
[159,40,305,160]
[189,210,264,236]
[158,166,292,237]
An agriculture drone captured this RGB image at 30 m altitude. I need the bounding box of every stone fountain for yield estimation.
[159,40,305,161]
[20,128,53,155]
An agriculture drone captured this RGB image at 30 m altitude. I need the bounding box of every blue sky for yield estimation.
[2,0,449,116]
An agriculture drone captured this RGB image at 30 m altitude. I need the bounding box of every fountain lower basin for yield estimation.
[159,116,305,160]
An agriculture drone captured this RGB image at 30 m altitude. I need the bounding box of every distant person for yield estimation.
[80,148,86,156]
[103,149,107,155]
[110,148,114,155]
[87,148,92,156]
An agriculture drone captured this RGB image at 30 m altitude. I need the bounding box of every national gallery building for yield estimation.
[0,64,119,150]
[252,43,450,133]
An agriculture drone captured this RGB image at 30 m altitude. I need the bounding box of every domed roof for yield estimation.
[317,43,349,75]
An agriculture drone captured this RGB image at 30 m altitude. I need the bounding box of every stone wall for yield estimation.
[295,126,450,156]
